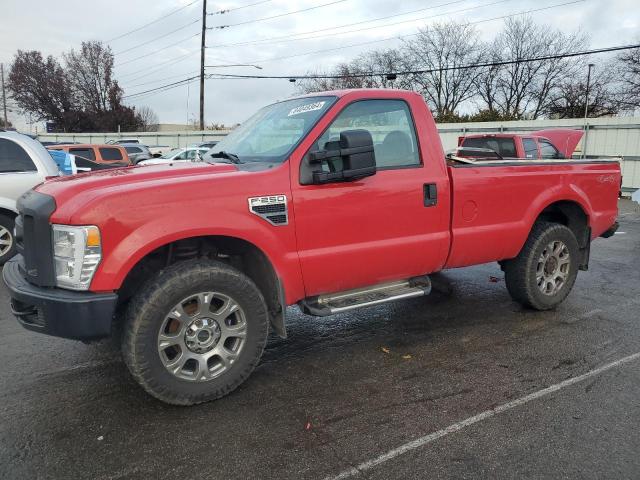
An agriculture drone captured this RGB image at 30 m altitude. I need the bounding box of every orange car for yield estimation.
[48,144,131,165]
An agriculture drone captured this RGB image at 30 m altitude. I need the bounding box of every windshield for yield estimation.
[203,96,336,164]
[161,148,182,159]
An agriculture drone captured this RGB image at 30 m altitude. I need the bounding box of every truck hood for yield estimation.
[532,129,584,158]
[35,162,239,220]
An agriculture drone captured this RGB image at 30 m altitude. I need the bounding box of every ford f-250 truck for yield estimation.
[3,89,620,405]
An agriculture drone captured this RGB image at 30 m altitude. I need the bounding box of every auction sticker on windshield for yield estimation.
[288,101,326,116]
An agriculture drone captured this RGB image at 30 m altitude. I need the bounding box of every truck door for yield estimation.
[291,98,450,296]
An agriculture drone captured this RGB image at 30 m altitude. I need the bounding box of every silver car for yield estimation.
[121,143,153,164]
[0,132,59,264]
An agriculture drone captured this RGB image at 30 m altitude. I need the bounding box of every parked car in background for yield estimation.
[137,147,209,166]
[457,130,584,160]
[146,145,171,157]
[107,138,141,145]
[193,141,218,149]
[48,144,131,166]
[0,131,60,264]
[120,143,152,164]
[39,141,80,146]
[49,150,120,175]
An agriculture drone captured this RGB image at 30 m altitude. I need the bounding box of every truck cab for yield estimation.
[3,89,620,405]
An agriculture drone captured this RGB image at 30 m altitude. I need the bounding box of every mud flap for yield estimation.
[270,279,287,339]
[579,227,591,271]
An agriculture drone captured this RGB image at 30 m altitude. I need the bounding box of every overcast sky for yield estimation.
[1,0,638,131]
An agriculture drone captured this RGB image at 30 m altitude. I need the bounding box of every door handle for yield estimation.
[423,183,437,207]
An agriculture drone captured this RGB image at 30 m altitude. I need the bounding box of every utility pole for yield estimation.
[582,63,594,159]
[583,63,594,121]
[199,0,207,131]
[1,63,8,129]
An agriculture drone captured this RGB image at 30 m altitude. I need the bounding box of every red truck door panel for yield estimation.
[291,98,450,296]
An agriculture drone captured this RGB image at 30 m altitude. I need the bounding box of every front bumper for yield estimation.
[2,256,118,340]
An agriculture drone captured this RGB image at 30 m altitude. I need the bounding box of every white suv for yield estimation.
[0,132,59,264]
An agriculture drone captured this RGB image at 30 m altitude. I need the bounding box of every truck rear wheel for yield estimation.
[0,214,16,265]
[122,259,269,405]
[504,221,580,310]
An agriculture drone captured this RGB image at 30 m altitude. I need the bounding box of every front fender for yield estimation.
[89,211,305,304]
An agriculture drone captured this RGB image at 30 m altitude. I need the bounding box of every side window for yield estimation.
[174,150,188,160]
[315,100,420,168]
[186,150,198,160]
[0,138,37,173]
[70,148,96,161]
[522,138,538,159]
[539,140,560,159]
[99,147,124,161]
[461,137,516,158]
[125,147,142,154]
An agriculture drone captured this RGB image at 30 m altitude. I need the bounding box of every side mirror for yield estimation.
[305,129,376,184]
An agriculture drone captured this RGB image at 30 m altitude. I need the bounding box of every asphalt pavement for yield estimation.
[1,200,639,480]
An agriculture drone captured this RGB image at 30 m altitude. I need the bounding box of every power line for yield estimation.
[208,0,348,29]
[106,0,200,42]
[123,70,200,89]
[221,0,513,49]
[205,43,640,80]
[115,34,200,68]
[219,0,585,66]
[114,19,200,56]
[210,0,275,15]
[123,75,200,99]
[118,51,198,84]
[207,0,469,48]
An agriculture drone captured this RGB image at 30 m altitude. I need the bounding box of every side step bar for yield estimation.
[299,275,431,316]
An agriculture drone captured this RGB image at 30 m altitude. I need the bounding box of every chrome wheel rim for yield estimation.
[536,240,571,296]
[0,225,12,257]
[158,292,247,382]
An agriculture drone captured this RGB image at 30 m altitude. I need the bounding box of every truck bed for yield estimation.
[444,159,621,268]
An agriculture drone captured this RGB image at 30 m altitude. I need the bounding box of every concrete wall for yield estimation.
[36,117,640,190]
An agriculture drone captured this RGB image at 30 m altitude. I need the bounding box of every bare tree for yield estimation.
[617,44,640,110]
[9,42,140,132]
[545,63,620,118]
[476,17,587,119]
[64,41,118,114]
[136,105,159,132]
[296,48,409,93]
[7,50,76,127]
[402,22,484,119]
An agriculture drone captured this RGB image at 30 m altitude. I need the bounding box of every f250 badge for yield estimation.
[248,195,289,226]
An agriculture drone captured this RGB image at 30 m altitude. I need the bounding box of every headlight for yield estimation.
[52,225,101,290]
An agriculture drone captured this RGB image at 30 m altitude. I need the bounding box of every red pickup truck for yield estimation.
[458,129,584,160]
[3,89,620,405]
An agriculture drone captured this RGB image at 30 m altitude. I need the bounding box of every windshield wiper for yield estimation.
[207,151,242,164]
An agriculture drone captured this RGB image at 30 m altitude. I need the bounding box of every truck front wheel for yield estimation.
[122,259,269,405]
[504,222,580,310]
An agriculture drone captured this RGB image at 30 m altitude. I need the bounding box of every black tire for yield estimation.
[504,221,580,310]
[122,258,269,405]
[0,214,17,266]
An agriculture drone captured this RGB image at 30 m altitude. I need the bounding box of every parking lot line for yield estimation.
[324,351,640,480]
